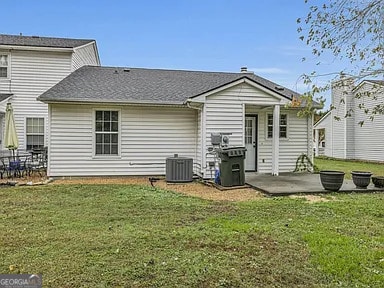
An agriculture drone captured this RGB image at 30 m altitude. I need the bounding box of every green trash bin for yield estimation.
[218,147,247,187]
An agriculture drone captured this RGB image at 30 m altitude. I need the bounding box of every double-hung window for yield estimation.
[95,110,119,155]
[26,118,45,150]
[0,54,9,78]
[267,114,287,138]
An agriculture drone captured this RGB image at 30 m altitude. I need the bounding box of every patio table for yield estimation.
[0,152,33,178]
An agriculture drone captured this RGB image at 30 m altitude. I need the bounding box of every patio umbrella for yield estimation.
[4,102,19,157]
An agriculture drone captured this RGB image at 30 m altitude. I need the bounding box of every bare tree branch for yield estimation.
[295,0,384,120]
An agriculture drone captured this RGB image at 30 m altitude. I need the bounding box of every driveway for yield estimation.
[245,172,383,196]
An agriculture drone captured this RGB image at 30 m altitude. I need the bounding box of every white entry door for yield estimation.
[245,116,257,171]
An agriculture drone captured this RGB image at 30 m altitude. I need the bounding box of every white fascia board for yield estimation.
[243,78,290,101]
[313,111,331,129]
[353,80,384,93]
[73,41,101,66]
[190,78,290,103]
[352,80,367,92]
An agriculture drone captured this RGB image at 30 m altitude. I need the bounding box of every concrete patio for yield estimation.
[245,172,384,196]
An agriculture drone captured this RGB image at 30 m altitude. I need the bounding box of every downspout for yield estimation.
[47,104,52,177]
[186,99,204,177]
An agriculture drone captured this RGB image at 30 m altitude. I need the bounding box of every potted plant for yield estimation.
[351,171,372,189]
[371,176,384,188]
[319,170,345,191]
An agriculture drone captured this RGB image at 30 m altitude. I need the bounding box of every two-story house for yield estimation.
[314,77,384,162]
[0,34,100,150]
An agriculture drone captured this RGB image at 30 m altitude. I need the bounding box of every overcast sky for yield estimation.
[2,0,348,108]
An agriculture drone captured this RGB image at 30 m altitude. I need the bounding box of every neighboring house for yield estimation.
[38,66,318,178]
[0,34,100,151]
[314,77,384,162]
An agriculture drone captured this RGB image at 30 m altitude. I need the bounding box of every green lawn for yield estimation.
[0,182,383,287]
[315,157,384,179]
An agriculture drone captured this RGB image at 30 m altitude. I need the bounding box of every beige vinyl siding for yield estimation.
[345,92,355,159]
[71,43,99,71]
[353,82,384,162]
[307,114,314,161]
[195,108,202,176]
[202,82,303,176]
[330,78,356,159]
[248,107,309,173]
[6,50,72,150]
[48,104,197,176]
[314,113,333,157]
[331,84,347,158]
[204,101,243,177]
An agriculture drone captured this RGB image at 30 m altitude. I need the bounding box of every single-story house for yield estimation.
[38,66,317,178]
[314,77,384,162]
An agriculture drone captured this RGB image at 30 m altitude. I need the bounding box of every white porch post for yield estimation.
[272,104,280,176]
[314,129,319,157]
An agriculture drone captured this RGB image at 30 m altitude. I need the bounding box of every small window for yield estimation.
[0,54,9,78]
[95,110,119,155]
[267,114,287,138]
[26,118,45,150]
[245,118,253,144]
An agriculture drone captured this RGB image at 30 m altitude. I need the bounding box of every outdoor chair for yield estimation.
[0,155,25,178]
[0,159,6,179]
[25,148,47,177]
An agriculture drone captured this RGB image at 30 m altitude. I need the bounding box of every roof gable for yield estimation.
[313,111,331,129]
[191,77,290,104]
[0,34,95,49]
[353,79,384,92]
[38,66,302,105]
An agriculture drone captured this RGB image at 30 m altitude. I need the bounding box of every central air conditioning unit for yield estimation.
[166,154,193,183]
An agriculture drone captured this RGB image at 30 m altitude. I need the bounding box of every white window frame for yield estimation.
[93,109,121,157]
[267,113,288,139]
[0,53,10,79]
[25,117,45,150]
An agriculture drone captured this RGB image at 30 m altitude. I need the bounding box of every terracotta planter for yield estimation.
[351,171,372,189]
[319,170,345,191]
[371,176,384,188]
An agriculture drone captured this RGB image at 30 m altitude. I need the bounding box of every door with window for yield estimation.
[245,115,257,171]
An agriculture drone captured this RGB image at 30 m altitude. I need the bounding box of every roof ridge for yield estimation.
[38,64,321,107]
[0,34,95,48]
[86,65,243,74]
[0,33,95,42]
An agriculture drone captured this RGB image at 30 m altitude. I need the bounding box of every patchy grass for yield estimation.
[315,157,384,179]
[0,184,383,287]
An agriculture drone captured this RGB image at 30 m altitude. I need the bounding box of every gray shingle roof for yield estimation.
[0,93,12,102]
[38,66,304,105]
[0,34,94,48]
[367,80,384,86]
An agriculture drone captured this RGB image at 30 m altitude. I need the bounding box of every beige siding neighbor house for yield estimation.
[38,66,317,178]
[314,78,384,162]
[0,34,100,151]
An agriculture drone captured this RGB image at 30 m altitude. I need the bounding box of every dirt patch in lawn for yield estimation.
[51,176,264,202]
[289,194,336,203]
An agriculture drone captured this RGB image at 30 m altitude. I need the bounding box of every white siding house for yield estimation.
[48,104,197,176]
[38,66,317,178]
[0,34,100,150]
[314,78,384,162]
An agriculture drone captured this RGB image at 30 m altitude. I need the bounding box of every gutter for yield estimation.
[37,98,188,107]
[185,98,203,111]
[0,45,73,53]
